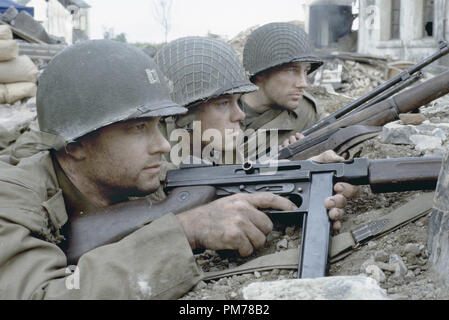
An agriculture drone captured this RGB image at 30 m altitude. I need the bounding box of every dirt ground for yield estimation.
[180,88,449,300]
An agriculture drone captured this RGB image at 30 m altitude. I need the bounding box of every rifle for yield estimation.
[277,66,449,160]
[65,156,442,279]
[302,41,449,137]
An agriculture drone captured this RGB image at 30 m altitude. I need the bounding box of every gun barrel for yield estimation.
[349,72,423,114]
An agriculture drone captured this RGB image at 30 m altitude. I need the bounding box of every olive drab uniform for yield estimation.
[0,40,205,299]
[239,91,322,161]
[0,149,202,299]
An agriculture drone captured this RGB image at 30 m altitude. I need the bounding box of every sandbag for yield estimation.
[0,82,37,104]
[0,25,13,40]
[0,56,38,83]
[0,40,19,61]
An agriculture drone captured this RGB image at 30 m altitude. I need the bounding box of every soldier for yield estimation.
[156,36,258,165]
[156,35,357,226]
[0,40,353,299]
[240,22,324,155]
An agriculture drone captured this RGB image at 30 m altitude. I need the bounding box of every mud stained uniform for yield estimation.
[239,92,322,160]
[0,151,201,299]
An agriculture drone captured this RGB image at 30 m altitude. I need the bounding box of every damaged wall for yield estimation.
[358,0,448,68]
[28,0,72,44]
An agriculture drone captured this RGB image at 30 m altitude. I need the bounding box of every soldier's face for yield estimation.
[259,62,310,111]
[81,117,171,199]
[196,94,245,151]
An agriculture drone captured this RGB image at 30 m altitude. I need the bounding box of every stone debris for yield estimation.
[399,113,426,125]
[364,264,386,284]
[379,103,449,156]
[242,276,389,300]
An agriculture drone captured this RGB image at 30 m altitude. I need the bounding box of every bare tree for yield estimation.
[152,0,173,43]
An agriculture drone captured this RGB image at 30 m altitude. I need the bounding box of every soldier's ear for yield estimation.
[64,141,87,161]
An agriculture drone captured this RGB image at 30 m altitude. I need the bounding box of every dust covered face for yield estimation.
[258,62,311,111]
[196,94,245,152]
[80,117,170,199]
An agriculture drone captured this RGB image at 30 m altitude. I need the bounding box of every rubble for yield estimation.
[1,6,64,44]
[242,276,389,300]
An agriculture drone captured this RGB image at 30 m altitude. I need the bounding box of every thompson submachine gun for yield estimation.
[65,156,442,279]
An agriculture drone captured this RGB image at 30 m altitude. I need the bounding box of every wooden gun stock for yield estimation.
[64,186,216,264]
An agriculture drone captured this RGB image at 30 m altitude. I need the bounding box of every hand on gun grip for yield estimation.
[176,193,297,256]
[309,149,360,231]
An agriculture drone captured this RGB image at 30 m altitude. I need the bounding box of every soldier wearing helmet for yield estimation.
[240,22,324,153]
[0,40,304,299]
[155,36,357,229]
[155,36,258,164]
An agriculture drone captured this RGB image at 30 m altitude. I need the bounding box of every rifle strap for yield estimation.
[330,191,434,262]
[202,192,434,281]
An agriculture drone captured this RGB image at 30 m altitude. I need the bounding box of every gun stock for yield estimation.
[64,186,216,264]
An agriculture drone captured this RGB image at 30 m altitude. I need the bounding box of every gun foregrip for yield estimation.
[368,157,442,193]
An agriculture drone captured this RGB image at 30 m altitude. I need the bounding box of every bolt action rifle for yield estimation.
[65,156,442,279]
[273,42,449,160]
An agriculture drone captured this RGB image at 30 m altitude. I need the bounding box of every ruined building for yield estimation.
[358,0,449,68]
[300,0,355,49]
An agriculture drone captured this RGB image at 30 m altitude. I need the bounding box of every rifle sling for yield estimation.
[202,192,434,281]
[330,191,434,262]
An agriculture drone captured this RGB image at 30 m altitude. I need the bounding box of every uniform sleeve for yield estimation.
[0,210,202,299]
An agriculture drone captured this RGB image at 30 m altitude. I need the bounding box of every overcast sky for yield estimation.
[87,0,306,44]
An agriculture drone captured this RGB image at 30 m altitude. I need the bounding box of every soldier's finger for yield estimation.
[237,236,255,257]
[333,220,342,231]
[334,182,359,199]
[311,150,345,163]
[242,193,298,211]
[328,207,344,221]
[295,132,305,140]
[324,194,347,209]
[289,135,297,144]
[244,222,268,249]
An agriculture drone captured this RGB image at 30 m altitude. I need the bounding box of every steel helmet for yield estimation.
[155,36,258,108]
[37,39,187,149]
[243,22,323,77]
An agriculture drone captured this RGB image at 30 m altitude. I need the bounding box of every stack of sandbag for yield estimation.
[0,25,38,105]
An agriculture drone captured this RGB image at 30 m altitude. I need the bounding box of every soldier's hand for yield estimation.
[309,150,360,231]
[176,193,297,256]
[279,132,305,150]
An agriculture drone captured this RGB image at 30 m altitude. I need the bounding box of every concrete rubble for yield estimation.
[0,97,36,150]
[242,276,389,300]
[1,6,64,44]
[379,97,449,157]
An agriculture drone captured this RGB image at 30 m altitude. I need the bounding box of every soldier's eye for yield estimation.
[217,100,229,107]
[135,123,146,131]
